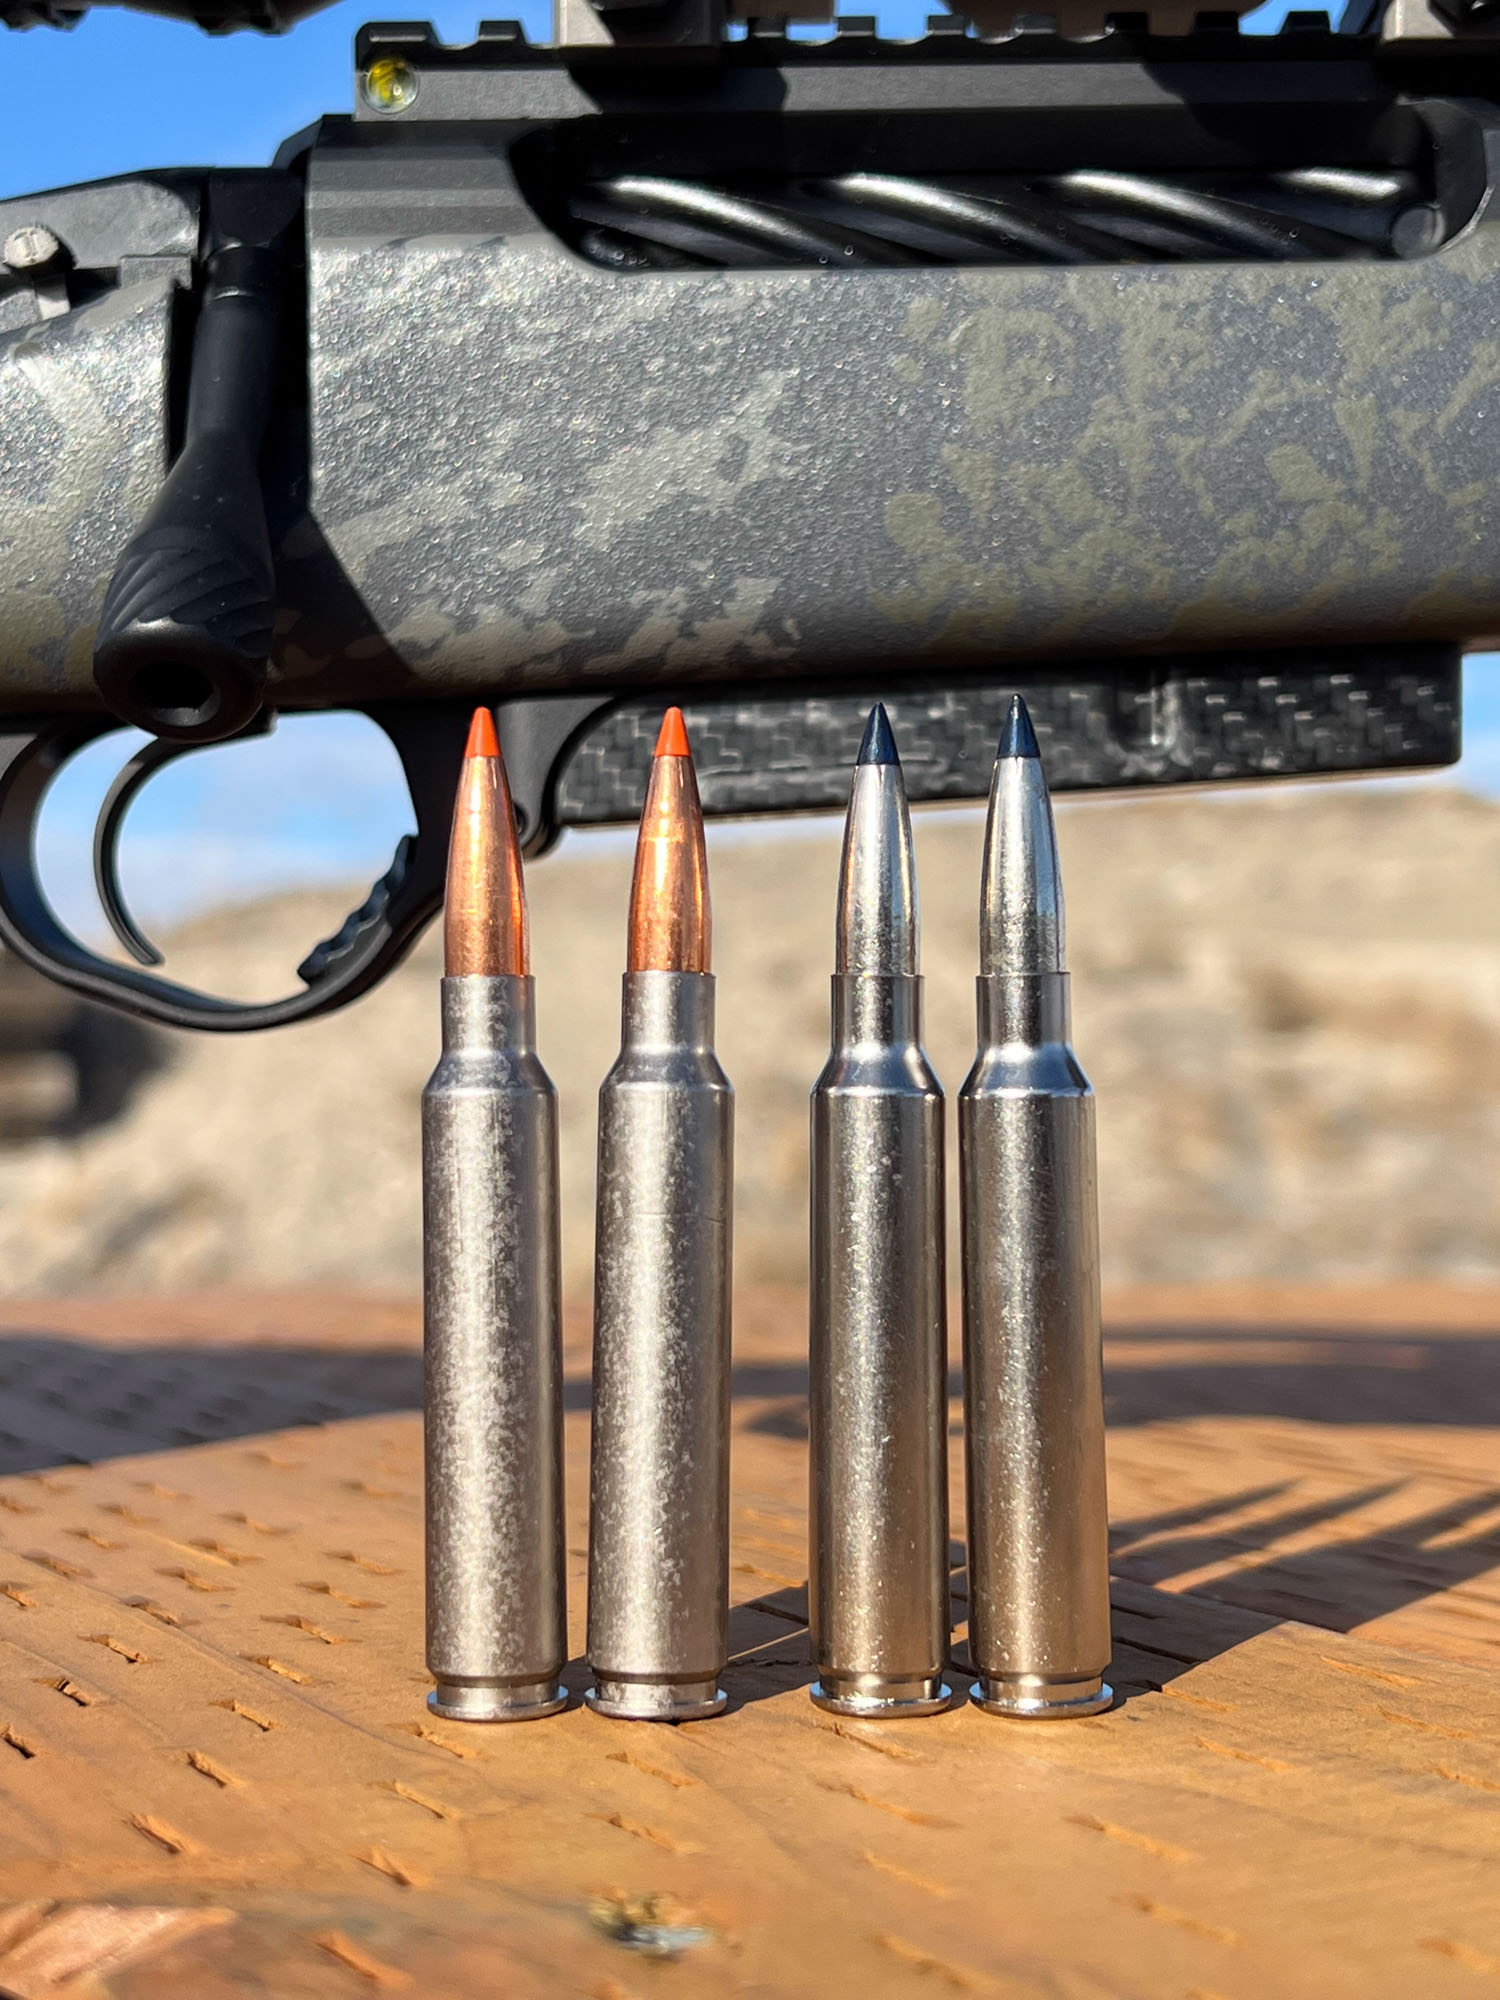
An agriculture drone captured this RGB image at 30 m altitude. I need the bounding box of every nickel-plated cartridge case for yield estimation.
[587,970,733,1720]
[809,706,951,1718]
[959,698,1111,1719]
[423,972,568,1722]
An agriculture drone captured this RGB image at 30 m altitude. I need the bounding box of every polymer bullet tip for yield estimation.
[837,706,917,976]
[465,705,500,761]
[655,707,691,759]
[857,703,898,768]
[999,695,1041,762]
[443,707,529,978]
[628,711,711,974]
[980,699,1063,977]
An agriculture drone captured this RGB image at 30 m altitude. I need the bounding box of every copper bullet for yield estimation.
[444,706,528,978]
[588,706,733,1721]
[627,707,710,974]
[423,703,566,1722]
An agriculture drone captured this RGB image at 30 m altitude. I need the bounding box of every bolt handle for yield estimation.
[94,177,300,747]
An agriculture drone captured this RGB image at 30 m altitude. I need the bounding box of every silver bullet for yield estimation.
[423,711,567,1723]
[586,712,734,1723]
[809,705,952,1719]
[959,696,1112,1720]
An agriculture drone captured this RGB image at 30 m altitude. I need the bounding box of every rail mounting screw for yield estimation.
[3,224,63,274]
[361,55,419,112]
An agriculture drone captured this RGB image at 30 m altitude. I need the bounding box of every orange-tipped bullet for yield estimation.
[627,708,710,974]
[444,707,529,977]
[423,702,568,1724]
[587,702,733,1724]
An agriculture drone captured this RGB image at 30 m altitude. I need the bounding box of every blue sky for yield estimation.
[3,0,1499,939]
[0,0,1321,194]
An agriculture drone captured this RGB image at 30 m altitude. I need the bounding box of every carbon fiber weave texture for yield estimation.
[553,653,1459,824]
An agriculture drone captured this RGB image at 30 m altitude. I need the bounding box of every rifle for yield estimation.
[0,0,1481,1029]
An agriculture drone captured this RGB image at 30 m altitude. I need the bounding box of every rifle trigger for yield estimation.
[296,834,417,985]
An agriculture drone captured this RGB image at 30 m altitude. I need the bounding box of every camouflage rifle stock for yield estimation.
[0,0,1484,1026]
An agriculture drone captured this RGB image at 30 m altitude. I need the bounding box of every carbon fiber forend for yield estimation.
[551,650,1460,826]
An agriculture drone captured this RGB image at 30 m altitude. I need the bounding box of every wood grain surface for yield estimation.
[0,1284,1497,1998]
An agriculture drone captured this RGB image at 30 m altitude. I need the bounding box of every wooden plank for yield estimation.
[0,1284,1498,1995]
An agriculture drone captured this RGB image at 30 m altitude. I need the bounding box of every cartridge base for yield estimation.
[585,1676,728,1723]
[810,1675,954,1718]
[428,1678,568,1723]
[971,1673,1113,1720]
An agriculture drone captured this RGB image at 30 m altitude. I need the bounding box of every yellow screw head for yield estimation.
[361,56,419,114]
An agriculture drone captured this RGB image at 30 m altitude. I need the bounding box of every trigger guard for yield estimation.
[92,714,275,968]
[0,704,466,1033]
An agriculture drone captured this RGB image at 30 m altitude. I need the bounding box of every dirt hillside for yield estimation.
[0,780,1494,1295]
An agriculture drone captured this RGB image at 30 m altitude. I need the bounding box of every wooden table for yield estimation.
[0,1283,1498,1998]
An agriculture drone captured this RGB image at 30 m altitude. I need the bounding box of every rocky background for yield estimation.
[0,780,1495,1296]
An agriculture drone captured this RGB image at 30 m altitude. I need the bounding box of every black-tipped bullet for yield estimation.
[981,699,1063,979]
[812,699,950,1718]
[858,702,899,767]
[999,694,1041,762]
[960,688,1111,1722]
